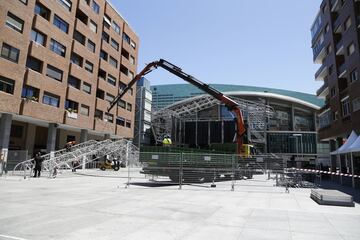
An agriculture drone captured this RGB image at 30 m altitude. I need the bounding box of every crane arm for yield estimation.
[108,59,246,154]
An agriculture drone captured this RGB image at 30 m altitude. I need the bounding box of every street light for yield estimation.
[293,134,303,164]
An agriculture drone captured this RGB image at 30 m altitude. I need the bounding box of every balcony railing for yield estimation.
[313,41,326,63]
[319,110,332,129]
[335,39,344,55]
[316,81,329,97]
[315,64,328,80]
[338,62,346,77]
[333,15,342,33]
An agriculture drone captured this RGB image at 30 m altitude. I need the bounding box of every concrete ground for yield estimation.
[1,170,360,240]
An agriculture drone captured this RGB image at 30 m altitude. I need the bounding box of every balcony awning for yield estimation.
[330,130,358,155]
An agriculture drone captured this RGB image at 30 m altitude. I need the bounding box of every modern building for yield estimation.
[311,0,360,146]
[134,77,152,147]
[0,0,139,165]
[151,84,328,167]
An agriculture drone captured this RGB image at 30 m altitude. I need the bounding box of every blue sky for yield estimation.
[112,0,323,94]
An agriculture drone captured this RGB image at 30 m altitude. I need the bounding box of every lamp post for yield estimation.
[293,134,303,164]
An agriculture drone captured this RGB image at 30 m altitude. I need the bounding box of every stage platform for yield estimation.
[311,189,354,207]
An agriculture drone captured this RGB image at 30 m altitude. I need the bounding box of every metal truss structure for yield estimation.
[151,94,274,149]
[12,139,139,178]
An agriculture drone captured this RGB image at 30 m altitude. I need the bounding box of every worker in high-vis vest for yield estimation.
[162,135,172,146]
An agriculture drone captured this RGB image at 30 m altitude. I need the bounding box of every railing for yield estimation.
[315,64,327,80]
[319,110,332,129]
[316,81,329,96]
[335,39,344,54]
[338,62,346,76]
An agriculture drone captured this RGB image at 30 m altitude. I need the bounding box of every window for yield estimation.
[68,75,81,89]
[0,76,15,94]
[130,56,135,65]
[123,33,130,44]
[65,99,78,111]
[34,3,50,20]
[110,39,119,51]
[341,97,351,117]
[126,120,131,128]
[19,0,28,5]
[103,15,111,29]
[22,85,39,100]
[330,87,336,98]
[1,43,20,63]
[326,44,332,55]
[84,61,93,73]
[350,69,358,82]
[89,20,97,33]
[100,50,108,61]
[102,31,109,43]
[130,40,136,49]
[6,12,24,33]
[105,113,113,123]
[73,30,86,45]
[50,39,66,57]
[76,8,88,24]
[109,56,118,68]
[121,48,129,59]
[353,98,360,112]
[87,40,95,53]
[95,109,103,120]
[96,89,104,99]
[43,92,60,107]
[92,1,100,14]
[31,29,46,46]
[120,65,128,76]
[105,93,114,103]
[119,82,126,91]
[116,117,125,126]
[71,52,83,66]
[111,21,121,34]
[80,104,89,116]
[344,17,351,31]
[26,56,42,73]
[118,99,126,108]
[58,0,72,11]
[82,82,91,94]
[347,43,355,56]
[98,69,106,80]
[46,65,63,81]
[127,103,132,112]
[53,15,69,33]
[325,24,329,34]
[107,75,116,86]
[129,71,134,79]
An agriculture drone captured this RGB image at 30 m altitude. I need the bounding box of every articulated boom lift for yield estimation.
[108,59,247,155]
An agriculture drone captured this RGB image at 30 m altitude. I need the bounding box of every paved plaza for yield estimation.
[0,171,360,240]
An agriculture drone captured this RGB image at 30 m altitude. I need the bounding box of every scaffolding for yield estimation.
[150,94,274,150]
[12,139,139,178]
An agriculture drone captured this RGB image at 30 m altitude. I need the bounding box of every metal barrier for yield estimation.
[125,152,286,190]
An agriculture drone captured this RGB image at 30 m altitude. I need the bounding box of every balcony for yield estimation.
[313,41,326,64]
[338,62,347,78]
[318,109,332,129]
[315,64,328,81]
[335,39,344,55]
[333,16,342,33]
[316,81,329,98]
[331,0,341,12]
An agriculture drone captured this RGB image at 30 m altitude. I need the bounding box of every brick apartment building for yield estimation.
[0,0,139,162]
[312,0,360,149]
